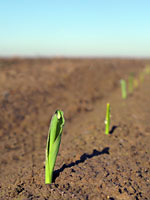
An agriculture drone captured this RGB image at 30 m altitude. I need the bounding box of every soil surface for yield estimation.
[0,58,150,200]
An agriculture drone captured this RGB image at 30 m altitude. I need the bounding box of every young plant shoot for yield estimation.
[120,79,127,99]
[45,110,65,184]
[144,65,150,74]
[105,103,110,135]
[139,73,144,83]
[133,79,139,89]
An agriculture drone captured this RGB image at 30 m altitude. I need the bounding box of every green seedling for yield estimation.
[139,72,144,83]
[144,65,150,74]
[120,79,127,99]
[128,73,134,94]
[105,103,110,135]
[133,78,139,89]
[45,110,65,184]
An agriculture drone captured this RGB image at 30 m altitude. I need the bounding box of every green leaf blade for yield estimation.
[45,110,65,184]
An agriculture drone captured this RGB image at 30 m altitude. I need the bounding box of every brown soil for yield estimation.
[0,58,150,200]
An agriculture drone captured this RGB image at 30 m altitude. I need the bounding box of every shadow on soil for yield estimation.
[109,125,118,134]
[53,147,109,182]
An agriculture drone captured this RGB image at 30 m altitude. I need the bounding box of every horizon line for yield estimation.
[0,55,150,60]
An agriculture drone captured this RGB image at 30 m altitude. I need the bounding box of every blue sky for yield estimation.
[0,0,150,57]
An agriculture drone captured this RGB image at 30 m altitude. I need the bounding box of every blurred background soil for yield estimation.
[0,58,150,200]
